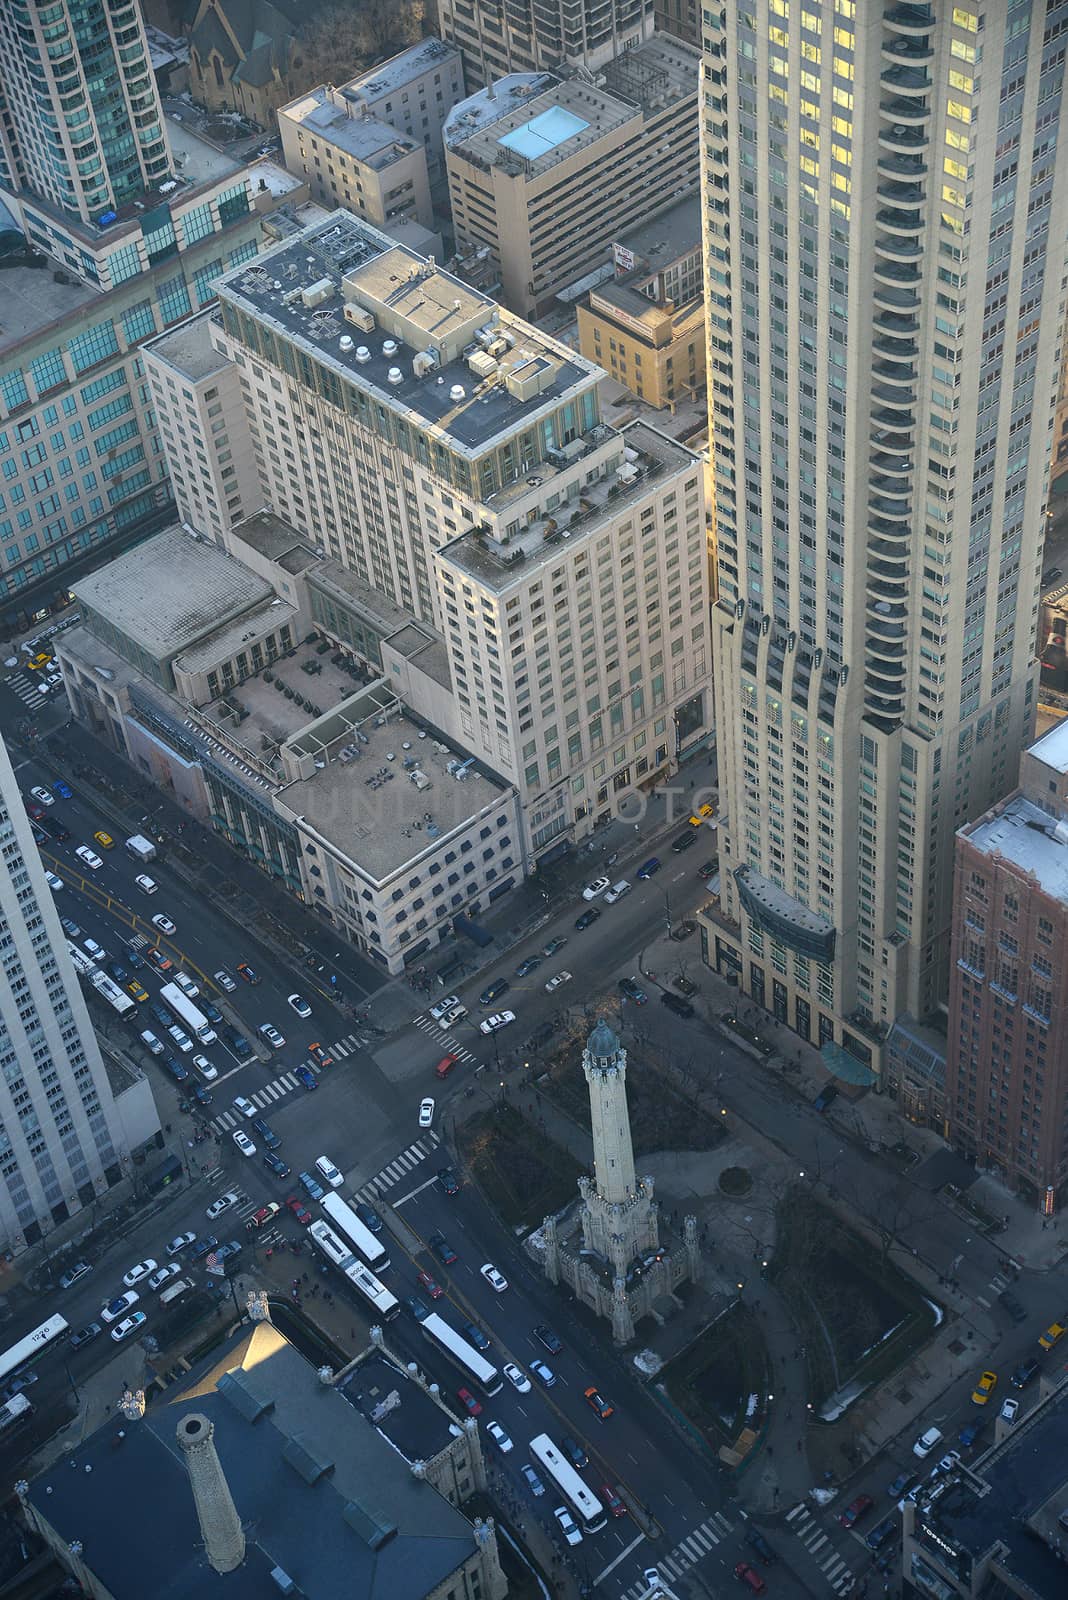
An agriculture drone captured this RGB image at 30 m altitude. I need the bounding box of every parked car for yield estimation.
[68,1322,102,1352]
[111,1311,147,1343]
[1011,1357,1041,1388]
[913,1426,943,1458]
[958,1421,983,1448]
[521,1464,545,1497]
[839,1494,874,1529]
[147,1264,181,1291]
[59,1261,92,1290]
[554,1506,582,1545]
[813,1083,839,1112]
[574,907,602,931]
[1000,1397,1019,1424]
[866,1514,900,1553]
[582,877,610,900]
[618,976,648,1004]
[660,992,695,1017]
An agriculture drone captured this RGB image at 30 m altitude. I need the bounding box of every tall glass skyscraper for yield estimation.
[701,2,1068,1077]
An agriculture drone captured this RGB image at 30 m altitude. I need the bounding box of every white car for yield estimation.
[259,1023,286,1050]
[214,968,237,992]
[439,1002,467,1028]
[485,1420,513,1453]
[913,1426,944,1458]
[233,1096,256,1119]
[134,874,158,895]
[582,877,610,901]
[122,1258,158,1287]
[44,870,64,892]
[287,993,312,1017]
[140,1030,163,1056]
[147,1263,181,1291]
[166,1232,196,1255]
[480,1010,516,1035]
[233,1130,256,1157]
[192,1053,217,1081]
[30,786,54,806]
[83,938,105,961]
[1001,1397,1019,1424]
[152,913,176,935]
[100,1290,139,1323]
[207,1190,240,1220]
[75,845,102,870]
[503,1362,531,1394]
[314,1155,344,1189]
[167,1023,193,1054]
[554,1506,582,1546]
[419,1097,436,1129]
[174,971,200,999]
[544,970,572,992]
[480,1262,508,1293]
[430,994,461,1022]
[110,1311,147,1343]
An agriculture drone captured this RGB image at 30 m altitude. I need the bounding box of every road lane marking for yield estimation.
[386,1173,439,1207]
[592,1531,647,1585]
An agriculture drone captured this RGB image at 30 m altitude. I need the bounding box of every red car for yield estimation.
[237,962,260,984]
[145,947,172,972]
[601,1484,627,1518]
[734,1564,767,1596]
[25,801,46,821]
[285,1196,313,1226]
[308,1042,334,1068]
[417,1269,444,1300]
[584,1386,614,1420]
[456,1387,482,1416]
[839,1493,874,1529]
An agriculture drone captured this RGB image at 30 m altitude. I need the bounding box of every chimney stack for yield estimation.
[177,1412,245,1573]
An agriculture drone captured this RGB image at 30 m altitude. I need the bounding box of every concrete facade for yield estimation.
[278,87,434,231]
[439,0,655,86]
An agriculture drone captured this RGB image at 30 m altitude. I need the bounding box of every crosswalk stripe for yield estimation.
[807,1534,828,1553]
[383,1159,409,1180]
[402,1142,425,1161]
[279,1072,297,1088]
[712,1513,732,1534]
[786,1505,808,1523]
[660,1557,682,1577]
[332,1042,349,1058]
[823,1557,845,1578]
[678,1535,704,1558]
[689,1527,716,1551]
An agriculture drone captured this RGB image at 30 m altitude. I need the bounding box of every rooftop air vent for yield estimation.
[449,384,466,402]
[355,346,371,363]
[387,367,403,385]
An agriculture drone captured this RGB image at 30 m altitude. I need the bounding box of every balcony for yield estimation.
[875,234,923,262]
[866,574,909,603]
[873,356,918,382]
[885,4,935,31]
[877,149,927,180]
[880,96,931,127]
[873,333,918,359]
[881,63,932,96]
[882,36,934,65]
[874,255,921,284]
[877,176,925,206]
[872,406,917,432]
[873,281,920,312]
[876,205,924,236]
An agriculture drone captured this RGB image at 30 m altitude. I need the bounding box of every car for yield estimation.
[30,786,53,806]
[25,801,46,822]
[1000,1397,1019,1423]
[932,1450,961,1477]
[486,1420,513,1453]
[151,913,177,935]
[503,1362,531,1393]
[999,1290,1027,1324]
[839,1493,874,1528]
[574,907,602,931]
[438,1003,467,1029]
[480,1010,515,1034]
[618,976,648,1005]
[478,979,510,1007]
[556,1504,578,1542]
[521,1464,546,1497]
[75,845,102,870]
[233,1096,256,1119]
[560,1435,588,1469]
[404,1296,431,1321]
[251,1117,280,1150]
[233,1130,257,1157]
[262,1153,292,1180]
[314,1155,344,1189]
[1044,567,1063,586]
[530,1360,556,1388]
[190,1236,219,1260]
[122,1259,158,1288]
[542,937,568,957]
[456,1387,482,1416]
[813,1083,839,1112]
[584,1386,614,1420]
[554,1506,582,1546]
[745,1530,776,1564]
[206,1191,240,1220]
[734,1563,767,1596]
[463,1321,491,1353]
[214,968,237,992]
[93,831,114,849]
[434,1053,460,1080]
[173,971,200,999]
[480,1262,508,1293]
[246,1203,282,1231]
[57,1261,92,1293]
[293,1063,318,1091]
[1011,1357,1041,1388]
[958,1421,983,1448]
[190,1054,217,1082]
[52,779,73,799]
[515,956,542,978]
[419,1097,436,1129]
[416,1268,443,1300]
[237,963,260,984]
[68,1322,102,1352]
[972,1370,998,1405]
[866,1514,899,1554]
[167,1025,193,1054]
[287,992,312,1017]
[101,1291,139,1323]
[1038,1318,1065,1350]
[582,877,610,900]
[83,937,106,963]
[431,994,462,1022]
[602,1484,628,1518]
[60,917,82,939]
[286,1196,313,1225]
[44,870,65,892]
[533,1324,562,1354]
[145,947,172,972]
[191,1082,213,1107]
[147,1263,181,1291]
[308,1042,334,1067]
[913,1426,943,1458]
[26,650,52,669]
[356,1202,383,1233]
[160,1053,189,1084]
[299,1171,325,1200]
[215,1240,243,1265]
[888,1471,918,1499]
[660,991,695,1017]
[544,970,572,992]
[430,1232,458,1265]
[690,802,716,826]
[671,830,698,853]
[603,881,631,904]
[134,873,158,894]
[111,1311,147,1343]
[257,1022,286,1051]
[437,1166,461,1196]
[166,1232,196,1256]
[126,979,149,1003]
[636,857,661,879]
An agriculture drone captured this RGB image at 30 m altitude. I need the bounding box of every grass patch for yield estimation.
[718,1166,753,1197]
[458,1103,586,1231]
[659,1303,769,1447]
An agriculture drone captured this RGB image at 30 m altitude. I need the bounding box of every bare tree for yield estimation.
[290,0,425,93]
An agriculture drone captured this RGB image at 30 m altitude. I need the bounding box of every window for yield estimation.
[68,322,119,375]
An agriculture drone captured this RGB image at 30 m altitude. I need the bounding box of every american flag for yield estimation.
[205,1251,219,1269]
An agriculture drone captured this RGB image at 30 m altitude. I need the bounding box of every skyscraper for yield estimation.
[700,4,1068,1077]
[0,0,170,227]
[0,735,129,1252]
[438,0,654,84]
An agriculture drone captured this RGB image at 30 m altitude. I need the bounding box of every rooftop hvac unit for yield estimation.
[413,349,438,377]
[344,304,376,332]
[410,770,431,790]
[468,349,498,378]
[301,277,334,307]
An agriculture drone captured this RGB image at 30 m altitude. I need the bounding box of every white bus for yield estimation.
[89,970,137,1021]
[530,1433,607,1533]
[309,1221,399,1321]
[0,1314,69,1387]
[320,1192,390,1274]
[159,982,216,1045]
[421,1312,502,1397]
[65,939,96,977]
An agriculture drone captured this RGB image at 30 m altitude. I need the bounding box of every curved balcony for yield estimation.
[882,36,934,65]
[866,573,909,602]
[872,407,917,433]
[874,255,921,284]
[881,63,932,96]
[877,177,924,206]
[872,391,918,419]
[877,149,927,179]
[885,5,935,32]
[870,446,912,469]
[875,234,923,262]
[869,497,912,524]
[866,610,908,640]
[865,654,907,686]
[870,480,911,505]
[873,281,920,313]
[866,637,907,666]
[880,95,932,126]
[879,118,930,146]
[874,300,919,330]
[868,519,911,545]
[873,333,918,359]
[876,208,924,239]
[873,355,917,381]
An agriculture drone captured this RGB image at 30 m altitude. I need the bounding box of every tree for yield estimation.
[290,0,426,93]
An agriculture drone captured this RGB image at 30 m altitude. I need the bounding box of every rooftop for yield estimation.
[614,193,702,275]
[443,73,560,146]
[215,212,596,454]
[280,88,422,169]
[0,261,99,350]
[344,36,462,103]
[962,792,1068,902]
[191,632,364,748]
[1029,717,1068,775]
[445,75,639,176]
[343,1350,462,1463]
[144,309,233,383]
[165,112,241,187]
[73,525,272,663]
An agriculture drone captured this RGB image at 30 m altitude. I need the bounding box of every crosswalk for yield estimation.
[7,669,48,710]
[976,1269,1013,1308]
[784,1503,860,1593]
[208,1032,366,1131]
[615,1511,734,1597]
[200,1171,286,1245]
[355,1132,441,1202]
[412,1012,478,1062]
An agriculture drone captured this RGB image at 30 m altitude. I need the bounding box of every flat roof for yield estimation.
[74,525,272,661]
[281,89,421,169]
[144,308,232,382]
[447,76,637,175]
[346,37,462,102]
[164,113,241,187]
[0,262,99,349]
[499,105,590,158]
[175,598,300,679]
[962,792,1068,900]
[616,193,702,273]
[1029,717,1068,774]
[194,634,369,754]
[343,1350,461,1463]
[443,73,560,146]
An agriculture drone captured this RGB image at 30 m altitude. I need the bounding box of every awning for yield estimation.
[821,1042,878,1087]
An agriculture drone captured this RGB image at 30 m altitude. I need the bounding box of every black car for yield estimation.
[41,816,71,842]
[404,1295,431,1322]
[696,859,718,877]
[262,1152,291,1179]
[106,961,127,983]
[866,1514,899,1553]
[462,1321,491,1353]
[163,1054,190,1083]
[123,943,146,968]
[191,1082,213,1106]
[533,1324,562,1354]
[1011,1357,1041,1388]
[437,1166,461,1196]
[575,907,602,931]
[356,1202,383,1233]
[515,956,542,978]
[430,1232,458,1265]
[660,992,695,1017]
[150,1003,170,1028]
[999,1290,1027,1324]
[251,1117,281,1150]
[561,1435,588,1469]
[478,979,510,1007]
[746,1530,777,1566]
[201,999,223,1024]
[618,976,648,1003]
[69,1322,102,1352]
[670,830,697,852]
[191,1235,219,1259]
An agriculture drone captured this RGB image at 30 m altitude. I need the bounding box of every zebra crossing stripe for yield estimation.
[823,1557,845,1578]
[279,1072,297,1088]
[807,1534,828,1553]
[690,1526,717,1550]
[785,1505,808,1523]
[332,1042,349,1058]
[660,1556,682,1577]
[712,1513,732,1534]
[678,1535,704,1558]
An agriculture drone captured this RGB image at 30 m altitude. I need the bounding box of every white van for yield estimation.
[603,880,631,904]
[158,1278,192,1307]
[140,1030,164,1056]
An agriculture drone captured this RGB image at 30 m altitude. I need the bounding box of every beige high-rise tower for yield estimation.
[699,3,1068,1078]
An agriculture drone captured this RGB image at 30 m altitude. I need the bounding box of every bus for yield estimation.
[308,1221,399,1322]
[89,970,137,1021]
[159,983,217,1045]
[530,1433,607,1533]
[0,1314,69,1388]
[421,1312,502,1398]
[320,1192,390,1274]
[65,940,96,977]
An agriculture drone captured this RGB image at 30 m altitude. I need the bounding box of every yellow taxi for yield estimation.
[1038,1319,1065,1351]
[689,802,715,827]
[27,651,52,670]
[126,979,149,1004]
[93,830,114,849]
[971,1370,998,1405]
